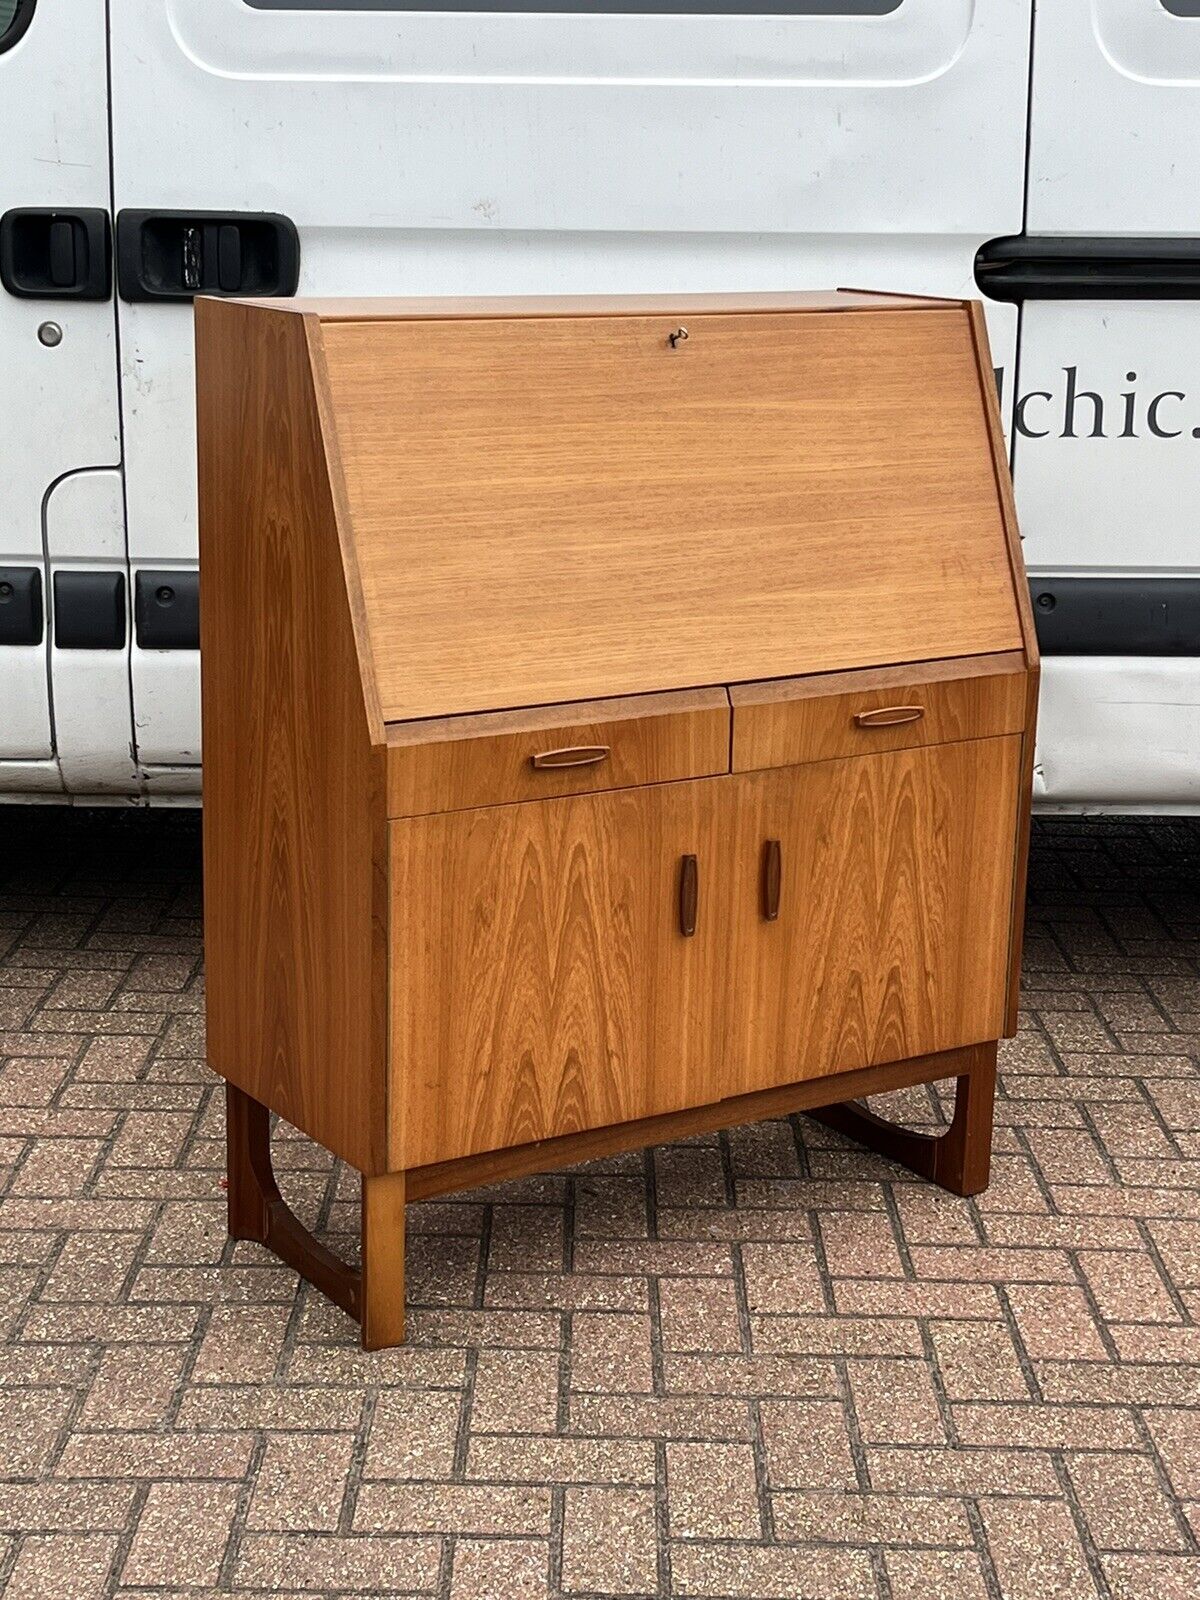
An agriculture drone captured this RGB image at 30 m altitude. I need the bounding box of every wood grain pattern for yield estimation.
[197,299,389,1173]
[723,738,1021,1092]
[388,781,734,1169]
[199,289,1034,1347]
[319,307,1023,722]
[245,289,951,322]
[361,1171,406,1350]
[391,732,1019,1169]
[385,687,730,818]
[405,1042,983,1203]
[732,658,1028,771]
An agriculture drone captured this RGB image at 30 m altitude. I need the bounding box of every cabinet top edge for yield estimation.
[204,289,963,323]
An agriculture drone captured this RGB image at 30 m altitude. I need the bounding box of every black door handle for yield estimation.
[0,209,111,300]
[116,210,299,303]
[976,235,1200,303]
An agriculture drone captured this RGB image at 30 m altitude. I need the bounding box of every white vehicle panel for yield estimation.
[1012,0,1200,809]
[0,649,53,763]
[1014,302,1200,576]
[1027,1,1200,234]
[1035,656,1200,810]
[144,0,1025,237]
[0,1,120,777]
[44,471,138,794]
[132,632,200,768]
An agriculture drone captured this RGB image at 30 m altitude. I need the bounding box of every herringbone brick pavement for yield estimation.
[0,808,1197,1599]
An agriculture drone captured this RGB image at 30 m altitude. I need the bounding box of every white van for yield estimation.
[2,0,1198,809]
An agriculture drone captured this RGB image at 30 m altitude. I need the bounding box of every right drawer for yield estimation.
[731,654,1029,772]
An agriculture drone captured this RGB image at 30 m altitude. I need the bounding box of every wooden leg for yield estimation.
[224,1081,407,1339]
[361,1170,407,1351]
[807,1041,997,1197]
[225,1079,273,1244]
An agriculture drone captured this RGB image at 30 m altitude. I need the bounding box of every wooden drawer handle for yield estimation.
[678,854,698,937]
[853,705,925,728]
[529,744,611,770]
[762,839,781,922]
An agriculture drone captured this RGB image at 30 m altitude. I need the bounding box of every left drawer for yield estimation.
[385,686,730,818]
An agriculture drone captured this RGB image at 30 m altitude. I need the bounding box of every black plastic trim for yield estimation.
[1031,578,1200,657]
[116,210,300,303]
[246,0,903,11]
[0,567,43,646]
[976,236,1200,303]
[0,0,36,53]
[0,209,112,300]
[135,570,199,650]
[53,572,127,651]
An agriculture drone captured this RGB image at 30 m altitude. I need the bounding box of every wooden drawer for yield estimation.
[386,686,730,818]
[731,653,1029,773]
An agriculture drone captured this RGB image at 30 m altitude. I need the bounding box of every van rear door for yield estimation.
[107,0,1031,791]
[0,0,130,794]
[999,0,1200,807]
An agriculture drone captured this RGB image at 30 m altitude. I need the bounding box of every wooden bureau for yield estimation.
[196,290,1038,1349]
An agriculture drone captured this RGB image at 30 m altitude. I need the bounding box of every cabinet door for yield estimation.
[390,781,732,1168]
[727,737,1022,1090]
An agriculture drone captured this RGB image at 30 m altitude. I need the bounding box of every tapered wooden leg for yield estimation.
[224,1081,364,1325]
[225,1080,273,1243]
[361,1170,407,1351]
[807,1041,998,1196]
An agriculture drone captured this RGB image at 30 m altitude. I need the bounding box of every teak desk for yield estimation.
[197,290,1038,1349]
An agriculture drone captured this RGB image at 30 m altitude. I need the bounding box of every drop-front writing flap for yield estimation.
[318,306,1022,724]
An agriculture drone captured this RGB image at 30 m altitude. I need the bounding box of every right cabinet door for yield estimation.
[728,735,1022,1090]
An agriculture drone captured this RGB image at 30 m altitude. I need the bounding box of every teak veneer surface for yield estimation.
[198,289,1039,1346]
[732,655,1028,771]
[389,778,734,1168]
[318,307,1022,723]
[389,734,1020,1170]
[386,687,730,818]
[197,302,388,1174]
[725,737,1021,1091]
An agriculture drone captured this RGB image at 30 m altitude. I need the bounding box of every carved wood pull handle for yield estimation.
[679,854,698,938]
[853,705,925,728]
[762,839,782,922]
[529,745,611,770]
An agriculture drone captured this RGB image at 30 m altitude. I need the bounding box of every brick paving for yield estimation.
[0,807,1198,1599]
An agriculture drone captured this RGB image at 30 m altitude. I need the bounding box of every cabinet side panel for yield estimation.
[197,300,387,1174]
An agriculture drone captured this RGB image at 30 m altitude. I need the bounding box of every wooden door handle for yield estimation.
[678,854,698,937]
[761,839,782,921]
[529,745,610,770]
[853,705,925,728]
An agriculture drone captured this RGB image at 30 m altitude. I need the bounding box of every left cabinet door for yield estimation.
[390,779,733,1169]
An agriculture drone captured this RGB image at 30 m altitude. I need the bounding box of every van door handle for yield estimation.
[115,210,299,303]
[0,209,112,300]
